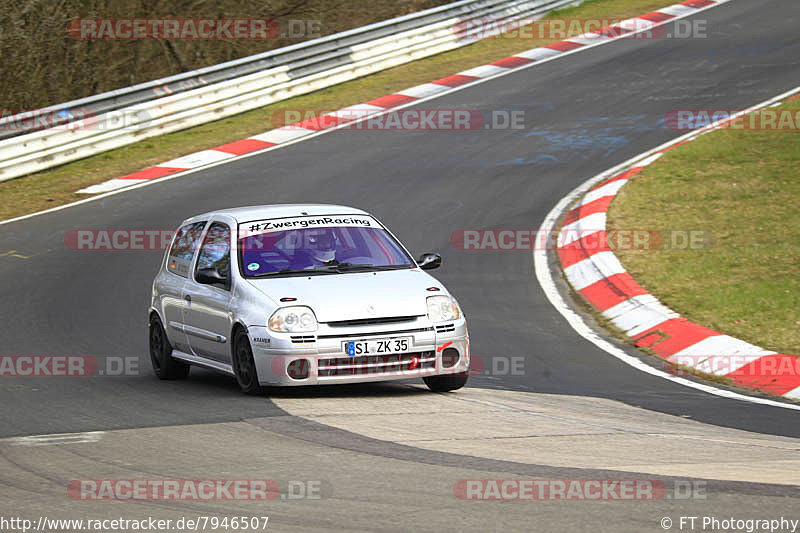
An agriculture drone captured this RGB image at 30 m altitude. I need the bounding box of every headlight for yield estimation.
[268,306,318,333]
[427,295,461,323]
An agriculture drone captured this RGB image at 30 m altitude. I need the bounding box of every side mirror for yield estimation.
[196,267,228,286]
[417,252,442,270]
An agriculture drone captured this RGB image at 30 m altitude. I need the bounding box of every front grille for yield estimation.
[435,323,455,333]
[317,327,432,340]
[290,335,316,343]
[318,351,435,377]
[325,316,420,327]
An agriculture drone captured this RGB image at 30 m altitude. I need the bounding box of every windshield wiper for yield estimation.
[324,263,413,272]
[359,264,414,271]
[251,267,339,278]
[251,263,413,277]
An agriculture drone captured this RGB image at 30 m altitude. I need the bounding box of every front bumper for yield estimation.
[248,316,469,386]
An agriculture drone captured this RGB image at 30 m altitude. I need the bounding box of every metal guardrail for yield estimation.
[0,0,579,182]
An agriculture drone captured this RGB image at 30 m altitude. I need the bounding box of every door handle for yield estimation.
[184,295,192,303]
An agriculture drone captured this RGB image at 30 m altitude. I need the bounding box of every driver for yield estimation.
[293,228,338,268]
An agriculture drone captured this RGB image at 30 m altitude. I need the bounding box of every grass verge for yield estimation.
[0,0,672,221]
[607,98,800,355]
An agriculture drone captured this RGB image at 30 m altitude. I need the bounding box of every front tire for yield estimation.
[232,328,264,395]
[149,315,190,380]
[424,373,468,392]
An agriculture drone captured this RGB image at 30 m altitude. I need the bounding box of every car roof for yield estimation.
[183,204,370,225]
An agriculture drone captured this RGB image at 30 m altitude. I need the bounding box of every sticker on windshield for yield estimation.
[240,215,377,238]
[247,262,260,271]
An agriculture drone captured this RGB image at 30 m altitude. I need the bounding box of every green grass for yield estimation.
[0,0,672,221]
[607,99,800,355]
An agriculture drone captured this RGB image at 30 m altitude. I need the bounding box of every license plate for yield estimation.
[344,337,412,356]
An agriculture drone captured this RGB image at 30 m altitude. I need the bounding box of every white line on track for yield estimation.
[533,85,800,412]
[3,431,104,446]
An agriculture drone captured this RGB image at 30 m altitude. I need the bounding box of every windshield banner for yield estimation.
[239,215,377,238]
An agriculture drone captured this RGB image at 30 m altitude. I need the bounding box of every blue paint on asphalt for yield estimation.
[496,114,657,166]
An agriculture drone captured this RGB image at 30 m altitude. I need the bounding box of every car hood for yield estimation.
[245,268,444,322]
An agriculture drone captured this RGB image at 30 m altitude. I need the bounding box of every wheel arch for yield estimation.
[230,321,249,356]
[149,308,163,324]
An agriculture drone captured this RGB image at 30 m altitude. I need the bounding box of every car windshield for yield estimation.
[238,215,414,277]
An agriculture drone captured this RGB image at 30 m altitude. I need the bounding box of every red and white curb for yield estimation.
[554,88,800,401]
[78,0,730,195]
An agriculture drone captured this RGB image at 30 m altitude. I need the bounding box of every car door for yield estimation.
[160,220,207,354]
[182,220,234,363]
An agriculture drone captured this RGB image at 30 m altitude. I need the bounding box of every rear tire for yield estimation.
[232,328,264,395]
[424,373,468,392]
[149,315,190,380]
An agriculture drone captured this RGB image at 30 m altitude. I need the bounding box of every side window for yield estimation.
[167,221,207,278]
[195,222,231,288]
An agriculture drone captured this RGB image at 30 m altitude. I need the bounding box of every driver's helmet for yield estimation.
[305,228,337,263]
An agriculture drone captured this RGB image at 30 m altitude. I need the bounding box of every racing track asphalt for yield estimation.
[1,0,799,438]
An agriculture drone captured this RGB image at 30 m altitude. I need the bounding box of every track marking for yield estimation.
[4,431,104,446]
[533,85,800,412]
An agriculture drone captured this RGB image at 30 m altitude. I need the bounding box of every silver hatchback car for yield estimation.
[149,204,470,394]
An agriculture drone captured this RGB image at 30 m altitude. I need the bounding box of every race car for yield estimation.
[149,204,470,394]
